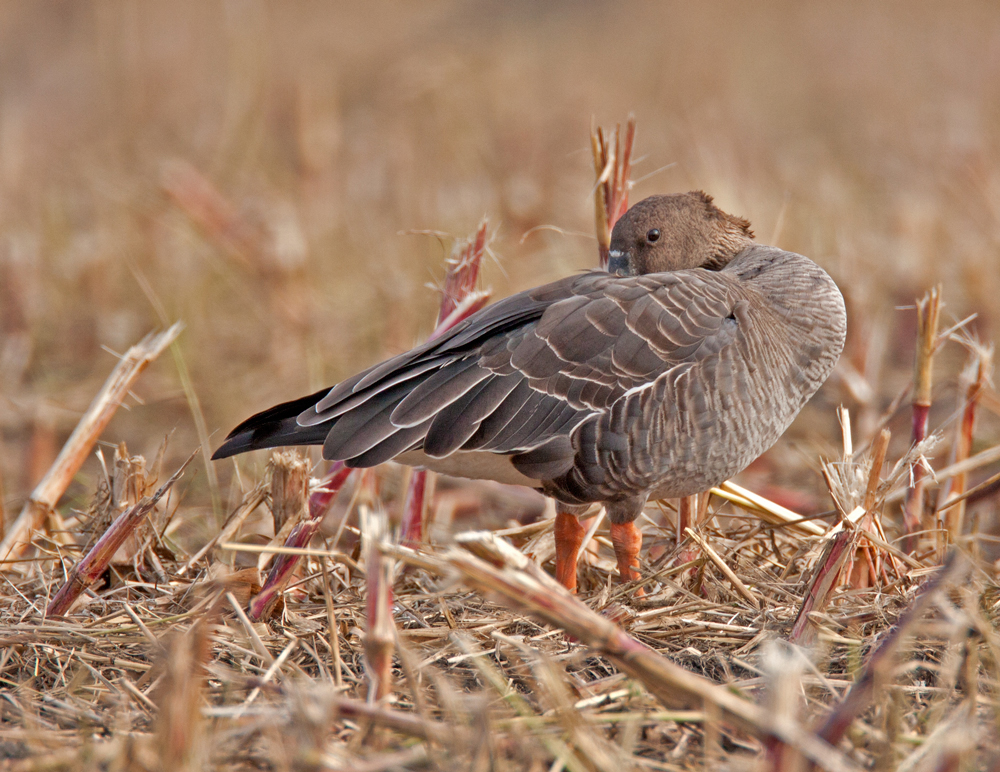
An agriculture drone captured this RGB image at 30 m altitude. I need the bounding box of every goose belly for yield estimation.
[394,449,542,488]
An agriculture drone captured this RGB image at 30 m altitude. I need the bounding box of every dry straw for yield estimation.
[3,121,1000,770]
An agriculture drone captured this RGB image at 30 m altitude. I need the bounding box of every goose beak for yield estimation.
[607,249,631,276]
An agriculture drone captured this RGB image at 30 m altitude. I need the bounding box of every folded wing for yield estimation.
[213,269,744,484]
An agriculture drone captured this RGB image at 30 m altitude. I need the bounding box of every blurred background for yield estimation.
[1,0,999,531]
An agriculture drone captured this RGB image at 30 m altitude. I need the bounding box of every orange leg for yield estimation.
[554,509,586,592]
[609,520,643,586]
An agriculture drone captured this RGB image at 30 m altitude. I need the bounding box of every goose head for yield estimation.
[607,191,755,276]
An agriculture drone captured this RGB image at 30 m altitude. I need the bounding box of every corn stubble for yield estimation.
[3,120,1000,771]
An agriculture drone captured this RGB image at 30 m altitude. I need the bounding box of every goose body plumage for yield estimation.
[214,192,846,583]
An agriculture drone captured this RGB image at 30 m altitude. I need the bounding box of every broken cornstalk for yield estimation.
[363,506,396,702]
[902,287,941,553]
[936,337,993,552]
[1,324,182,568]
[249,461,354,621]
[791,429,890,643]
[46,451,196,618]
[400,219,491,544]
[591,115,636,269]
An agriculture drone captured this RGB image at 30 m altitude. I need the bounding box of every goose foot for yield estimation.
[610,520,643,594]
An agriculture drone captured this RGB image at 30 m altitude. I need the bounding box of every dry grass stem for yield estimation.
[250,460,355,620]
[683,527,759,609]
[715,481,827,536]
[177,481,268,575]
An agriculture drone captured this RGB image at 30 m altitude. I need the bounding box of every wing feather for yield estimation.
[390,357,491,427]
[422,375,520,457]
[462,379,536,450]
[218,268,750,487]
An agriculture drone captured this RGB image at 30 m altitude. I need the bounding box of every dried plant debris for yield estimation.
[4,260,1000,770]
[9,6,1000,768]
[3,129,1000,769]
[4,435,1000,770]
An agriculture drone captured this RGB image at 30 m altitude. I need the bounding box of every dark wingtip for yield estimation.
[210,387,335,461]
[211,434,253,460]
[210,418,332,460]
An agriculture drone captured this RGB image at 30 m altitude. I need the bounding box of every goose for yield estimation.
[213,192,846,592]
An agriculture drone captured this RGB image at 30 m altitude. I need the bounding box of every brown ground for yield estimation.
[2,2,1000,769]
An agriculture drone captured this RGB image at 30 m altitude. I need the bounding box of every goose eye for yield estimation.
[646,229,660,243]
